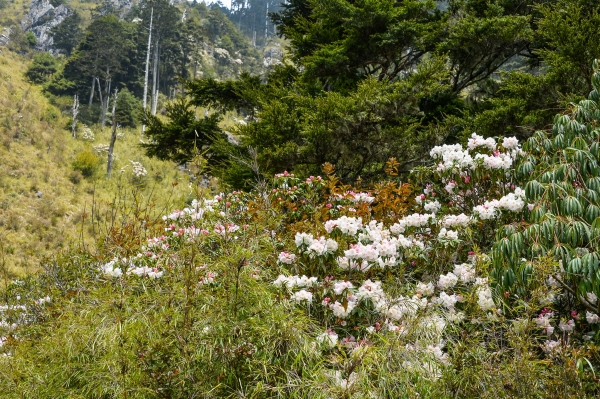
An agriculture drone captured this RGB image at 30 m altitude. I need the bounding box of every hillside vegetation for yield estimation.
[1,0,600,397]
[0,50,190,276]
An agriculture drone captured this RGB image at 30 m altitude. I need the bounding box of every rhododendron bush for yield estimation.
[3,73,600,399]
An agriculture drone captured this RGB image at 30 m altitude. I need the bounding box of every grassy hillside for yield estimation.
[0,50,191,277]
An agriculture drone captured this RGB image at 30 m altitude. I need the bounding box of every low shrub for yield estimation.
[72,149,101,178]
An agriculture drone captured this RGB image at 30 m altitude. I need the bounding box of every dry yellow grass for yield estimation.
[0,50,192,277]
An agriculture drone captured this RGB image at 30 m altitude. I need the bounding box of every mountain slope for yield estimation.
[0,50,190,277]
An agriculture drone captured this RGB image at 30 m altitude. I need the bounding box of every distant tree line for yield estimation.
[25,0,262,127]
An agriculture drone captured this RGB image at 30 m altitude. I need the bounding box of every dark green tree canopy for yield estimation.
[185,72,262,114]
[49,11,83,56]
[141,99,223,165]
[55,15,137,94]
[25,52,58,84]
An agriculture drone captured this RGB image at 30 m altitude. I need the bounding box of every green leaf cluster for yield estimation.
[492,60,600,313]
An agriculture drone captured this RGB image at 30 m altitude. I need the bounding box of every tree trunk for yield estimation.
[142,8,153,135]
[100,72,111,128]
[71,94,79,139]
[151,39,159,116]
[107,89,119,178]
[96,77,103,124]
[264,3,268,45]
[88,77,95,108]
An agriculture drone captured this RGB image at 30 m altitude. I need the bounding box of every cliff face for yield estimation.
[20,0,138,53]
[21,0,71,53]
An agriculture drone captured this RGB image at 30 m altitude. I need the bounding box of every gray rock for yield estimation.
[0,27,12,47]
[21,0,137,53]
[21,0,72,53]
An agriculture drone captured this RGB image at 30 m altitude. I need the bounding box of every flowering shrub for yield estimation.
[80,124,95,141]
[5,70,600,397]
[263,133,544,386]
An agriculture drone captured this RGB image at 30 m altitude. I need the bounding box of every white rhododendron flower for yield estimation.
[416,282,435,296]
[558,319,575,333]
[438,272,458,289]
[502,136,519,149]
[295,232,314,247]
[333,281,354,295]
[438,228,458,240]
[100,260,123,278]
[586,312,600,324]
[292,290,313,303]
[453,263,475,283]
[316,329,338,348]
[437,292,458,309]
[477,285,495,311]
[424,200,442,213]
[278,251,296,264]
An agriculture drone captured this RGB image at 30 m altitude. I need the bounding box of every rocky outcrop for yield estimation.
[0,28,11,47]
[21,0,72,53]
[21,0,139,53]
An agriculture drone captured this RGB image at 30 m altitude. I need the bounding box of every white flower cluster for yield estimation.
[129,160,147,178]
[295,232,314,247]
[475,278,495,311]
[348,191,375,204]
[444,181,456,194]
[342,191,374,204]
[424,200,442,213]
[316,329,338,348]
[292,290,313,303]
[273,275,319,290]
[100,259,123,278]
[80,125,95,141]
[534,312,555,335]
[558,319,575,333]
[441,213,470,227]
[474,153,513,170]
[437,272,458,290]
[473,188,526,219]
[586,311,600,324]
[128,266,164,279]
[436,292,459,309]
[324,216,363,235]
[430,144,474,171]
[416,282,435,296]
[93,144,110,154]
[429,133,521,173]
[307,236,338,256]
[390,213,433,234]
[502,136,519,150]
[331,370,358,390]
[100,258,164,279]
[541,339,561,355]
[438,228,458,240]
[454,263,476,283]
[467,133,497,151]
[161,197,221,223]
[214,47,230,59]
[278,251,296,264]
